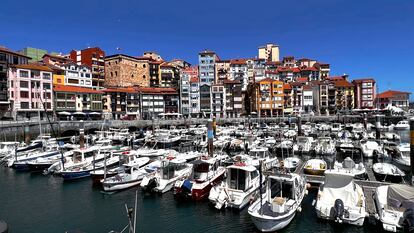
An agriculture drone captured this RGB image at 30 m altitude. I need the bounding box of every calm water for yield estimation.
[0,129,409,233]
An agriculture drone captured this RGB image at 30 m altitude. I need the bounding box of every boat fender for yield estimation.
[332,199,344,221]
[403,207,414,233]
[297,206,302,212]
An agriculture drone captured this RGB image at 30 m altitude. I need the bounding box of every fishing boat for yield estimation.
[248,147,278,171]
[393,143,411,172]
[208,163,262,210]
[140,158,193,193]
[248,173,307,232]
[373,163,405,183]
[9,143,61,170]
[174,156,226,201]
[303,159,326,176]
[374,184,414,232]
[315,170,366,226]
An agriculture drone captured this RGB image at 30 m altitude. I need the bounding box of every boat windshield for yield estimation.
[297,138,308,144]
[229,168,246,191]
[249,150,266,158]
[270,179,293,199]
[162,163,186,180]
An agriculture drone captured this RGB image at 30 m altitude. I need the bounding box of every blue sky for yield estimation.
[1,0,413,98]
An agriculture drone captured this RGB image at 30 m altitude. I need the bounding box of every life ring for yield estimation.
[235,161,246,166]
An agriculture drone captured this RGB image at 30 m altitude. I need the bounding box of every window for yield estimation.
[20,102,29,109]
[10,91,13,98]
[31,70,40,78]
[57,78,62,83]
[43,73,51,80]
[143,75,146,79]
[143,64,146,68]
[20,81,29,88]
[20,70,29,78]
[43,83,51,89]
[85,73,90,78]
[115,71,117,76]
[10,81,13,87]
[20,91,29,98]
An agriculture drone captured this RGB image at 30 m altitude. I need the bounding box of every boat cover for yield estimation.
[320,171,358,206]
[342,157,355,169]
[387,184,414,210]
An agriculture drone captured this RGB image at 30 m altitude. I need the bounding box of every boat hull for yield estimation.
[103,179,142,192]
[27,163,53,172]
[61,170,91,181]
[250,210,296,232]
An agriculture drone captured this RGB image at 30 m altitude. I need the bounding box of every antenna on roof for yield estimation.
[116,47,121,51]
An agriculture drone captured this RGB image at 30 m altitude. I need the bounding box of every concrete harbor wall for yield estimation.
[0,115,406,141]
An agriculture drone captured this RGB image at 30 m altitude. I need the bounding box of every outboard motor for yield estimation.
[144,177,158,193]
[333,199,344,223]
[403,207,414,233]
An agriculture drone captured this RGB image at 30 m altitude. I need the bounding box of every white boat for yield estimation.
[248,147,278,171]
[293,136,313,155]
[315,170,366,226]
[394,120,410,130]
[303,159,326,176]
[314,137,337,157]
[248,173,307,232]
[209,163,262,210]
[0,142,19,158]
[373,163,405,183]
[140,158,193,193]
[333,157,367,180]
[275,157,301,173]
[101,157,150,191]
[331,123,342,132]
[360,139,382,158]
[374,184,414,232]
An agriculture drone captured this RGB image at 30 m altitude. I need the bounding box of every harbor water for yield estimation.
[0,130,409,233]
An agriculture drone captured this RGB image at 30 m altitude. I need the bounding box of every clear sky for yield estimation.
[1,0,413,98]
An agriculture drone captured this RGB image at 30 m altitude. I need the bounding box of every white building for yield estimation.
[258,43,280,62]
[302,85,314,113]
[190,76,200,116]
[62,63,92,88]
[211,84,226,118]
[230,59,249,91]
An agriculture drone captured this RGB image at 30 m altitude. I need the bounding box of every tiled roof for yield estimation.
[258,78,280,83]
[12,64,53,72]
[292,67,301,73]
[190,77,199,83]
[223,79,241,84]
[302,85,313,91]
[54,85,104,94]
[230,59,249,65]
[297,77,309,82]
[351,78,376,83]
[283,83,292,89]
[0,46,31,59]
[377,90,411,98]
[103,87,137,93]
[333,79,353,87]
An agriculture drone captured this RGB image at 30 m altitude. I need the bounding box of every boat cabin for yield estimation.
[72,147,99,163]
[226,164,259,191]
[267,174,303,213]
[191,157,219,182]
[161,158,188,180]
[249,147,271,159]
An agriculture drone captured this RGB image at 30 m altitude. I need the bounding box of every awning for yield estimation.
[88,112,101,115]
[73,112,86,115]
[58,111,71,115]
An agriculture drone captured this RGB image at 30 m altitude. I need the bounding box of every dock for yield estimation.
[294,162,395,225]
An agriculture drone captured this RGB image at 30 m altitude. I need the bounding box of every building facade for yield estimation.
[211,84,226,118]
[223,80,243,117]
[104,54,150,88]
[352,78,376,109]
[69,47,105,89]
[0,47,30,117]
[255,78,284,117]
[8,64,53,119]
[19,47,48,62]
[376,90,411,110]
[180,67,198,117]
[54,85,103,113]
[61,63,93,88]
[199,50,218,115]
[258,43,280,62]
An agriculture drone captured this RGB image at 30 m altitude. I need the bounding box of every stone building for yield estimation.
[104,54,150,88]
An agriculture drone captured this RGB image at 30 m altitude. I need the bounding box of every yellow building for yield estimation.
[53,74,65,85]
[255,78,284,117]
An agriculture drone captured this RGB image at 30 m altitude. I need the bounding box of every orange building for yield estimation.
[254,78,284,117]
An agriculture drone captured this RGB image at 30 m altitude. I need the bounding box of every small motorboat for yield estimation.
[315,170,366,226]
[248,173,307,232]
[332,157,367,180]
[102,166,148,192]
[373,163,405,183]
[360,139,382,158]
[293,136,314,155]
[275,157,301,173]
[394,120,410,130]
[374,184,414,232]
[303,159,326,176]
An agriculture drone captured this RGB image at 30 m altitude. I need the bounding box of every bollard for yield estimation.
[79,128,85,149]
[297,116,302,136]
[375,115,381,140]
[410,118,414,185]
[24,121,30,145]
[207,119,213,157]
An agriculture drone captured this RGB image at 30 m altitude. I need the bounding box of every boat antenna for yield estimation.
[133,189,138,233]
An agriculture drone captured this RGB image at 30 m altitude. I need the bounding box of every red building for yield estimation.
[352,78,376,109]
[69,47,105,89]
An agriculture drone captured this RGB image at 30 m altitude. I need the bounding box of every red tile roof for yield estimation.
[302,85,313,91]
[377,90,411,99]
[103,87,137,93]
[283,83,292,89]
[297,77,309,82]
[54,85,104,94]
[333,79,353,88]
[292,67,301,73]
[230,59,248,65]
[12,64,53,72]
[351,78,375,83]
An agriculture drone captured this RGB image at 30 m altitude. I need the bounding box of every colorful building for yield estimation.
[254,78,284,117]
[54,85,103,114]
[8,64,53,119]
[19,47,48,62]
[352,78,376,109]
[69,47,105,89]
